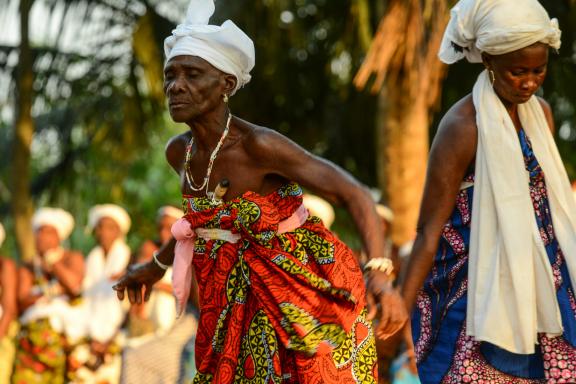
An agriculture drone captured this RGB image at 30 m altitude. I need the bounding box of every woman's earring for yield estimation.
[489,70,496,86]
[223,94,229,103]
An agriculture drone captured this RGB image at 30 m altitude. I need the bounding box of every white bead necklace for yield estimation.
[184,112,232,196]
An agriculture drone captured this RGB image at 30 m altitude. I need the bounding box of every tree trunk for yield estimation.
[378,87,430,246]
[12,0,35,262]
[356,0,449,246]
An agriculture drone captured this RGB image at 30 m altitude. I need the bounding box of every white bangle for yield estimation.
[152,251,170,270]
[364,257,395,277]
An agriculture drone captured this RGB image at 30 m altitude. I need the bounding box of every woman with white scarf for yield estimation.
[401,0,576,382]
[67,204,131,384]
[13,208,85,384]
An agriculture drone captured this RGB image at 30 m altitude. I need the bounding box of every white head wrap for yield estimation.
[303,194,335,229]
[32,208,75,241]
[164,0,255,95]
[439,0,561,64]
[157,206,184,221]
[0,223,5,248]
[88,204,131,235]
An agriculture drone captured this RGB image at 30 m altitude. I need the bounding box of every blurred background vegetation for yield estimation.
[1,0,575,260]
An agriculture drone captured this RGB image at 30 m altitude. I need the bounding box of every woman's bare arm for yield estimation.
[51,251,85,297]
[17,266,38,312]
[401,96,478,311]
[0,258,17,338]
[251,128,385,261]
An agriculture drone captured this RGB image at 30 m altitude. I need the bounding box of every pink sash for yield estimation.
[171,204,309,316]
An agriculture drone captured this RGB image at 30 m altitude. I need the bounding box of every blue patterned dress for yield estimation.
[412,129,576,384]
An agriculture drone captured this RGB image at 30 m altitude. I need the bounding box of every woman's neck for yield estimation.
[188,108,231,150]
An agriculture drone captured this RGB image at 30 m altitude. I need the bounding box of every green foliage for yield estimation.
[1,0,384,256]
[2,0,576,257]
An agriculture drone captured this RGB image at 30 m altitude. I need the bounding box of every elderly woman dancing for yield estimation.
[401,0,576,383]
[113,0,407,383]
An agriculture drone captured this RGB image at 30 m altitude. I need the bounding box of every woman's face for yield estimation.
[94,217,122,250]
[486,43,549,106]
[157,215,178,245]
[35,225,61,255]
[163,55,235,123]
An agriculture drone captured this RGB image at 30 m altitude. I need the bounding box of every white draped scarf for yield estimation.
[78,239,130,343]
[468,70,576,354]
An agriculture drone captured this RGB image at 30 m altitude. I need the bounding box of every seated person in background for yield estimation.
[128,206,183,338]
[12,208,84,384]
[121,205,200,384]
[67,204,131,384]
[0,223,18,384]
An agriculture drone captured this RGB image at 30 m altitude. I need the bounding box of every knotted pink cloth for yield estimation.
[171,203,309,316]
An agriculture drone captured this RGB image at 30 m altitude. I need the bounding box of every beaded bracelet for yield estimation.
[153,251,171,270]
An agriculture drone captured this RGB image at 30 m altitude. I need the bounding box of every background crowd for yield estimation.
[2,0,576,383]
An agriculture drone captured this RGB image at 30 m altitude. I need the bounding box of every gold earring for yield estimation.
[223,94,229,103]
[489,70,496,86]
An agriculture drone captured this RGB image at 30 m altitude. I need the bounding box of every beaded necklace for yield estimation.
[184,112,232,196]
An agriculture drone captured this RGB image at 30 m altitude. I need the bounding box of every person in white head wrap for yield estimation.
[67,204,131,383]
[120,205,197,384]
[402,0,576,382]
[32,207,76,242]
[13,208,86,383]
[115,0,407,382]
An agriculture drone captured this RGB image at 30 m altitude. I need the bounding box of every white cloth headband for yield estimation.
[164,0,255,95]
[33,208,75,241]
[88,204,131,235]
[439,0,561,64]
[157,206,185,221]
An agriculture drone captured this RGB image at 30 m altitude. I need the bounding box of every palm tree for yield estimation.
[355,0,451,246]
[12,0,35,261]
[1,0,179,259]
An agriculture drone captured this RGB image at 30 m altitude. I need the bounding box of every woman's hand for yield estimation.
[113,261,165,304]
[366,270,408,340]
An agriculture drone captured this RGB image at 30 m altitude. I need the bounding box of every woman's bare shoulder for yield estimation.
[165,132,191,173]
[238,119,299,159]
[434,94,477,152]
[439,95,476,133]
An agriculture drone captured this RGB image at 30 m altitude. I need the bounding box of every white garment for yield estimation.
[163,0,255,95]
[76,239,131,343]
[145,268,176,333]
[467,70,576,354]
[439,0,561,64]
